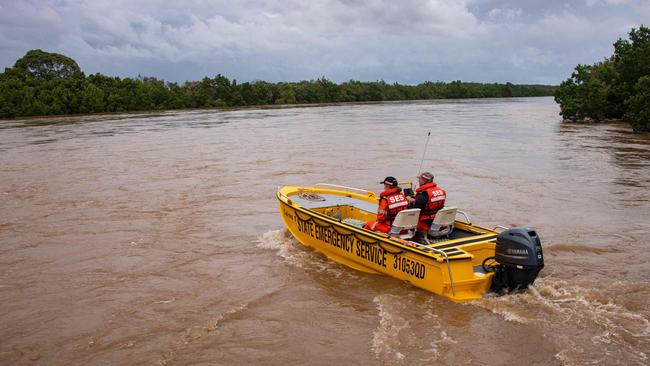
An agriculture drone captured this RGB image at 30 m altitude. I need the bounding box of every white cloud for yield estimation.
[0,0,647,84]
[487,7,523,21]
[586,0,633,6]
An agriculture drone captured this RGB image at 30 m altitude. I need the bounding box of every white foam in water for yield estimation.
[154,298,176,304]
[371,294,411,364]
[256,229,310,267]
[471,293,529,324]
[256,229,292,251]
[156,302,251,365]
[371,294,456,364]
[256,229,353,277]
[203,302,249,332]
[473,276,650,365]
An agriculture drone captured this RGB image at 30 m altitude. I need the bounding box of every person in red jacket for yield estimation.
[364,176,409,233]
[406,171,446,242]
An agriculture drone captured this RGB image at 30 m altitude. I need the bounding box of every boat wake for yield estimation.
[256,229,296,257]
[256,229,355,278]
[473,276,650,365]
[155,288,288,365]
[371,293,457,365]
[258,228,648,365]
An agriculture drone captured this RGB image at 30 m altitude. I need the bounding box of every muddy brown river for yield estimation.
[1,97,649,365]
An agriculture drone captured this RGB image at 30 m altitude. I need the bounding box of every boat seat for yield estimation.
[389,208,421,240]
[428,206,457,239]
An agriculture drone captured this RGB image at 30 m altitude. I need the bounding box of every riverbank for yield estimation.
[1,50,556,120]
[1,96,558,123]
[554,26,650,132]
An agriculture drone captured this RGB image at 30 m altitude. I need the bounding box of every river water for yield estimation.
[1,97,648,365]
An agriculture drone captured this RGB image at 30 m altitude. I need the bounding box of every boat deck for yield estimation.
[290,191,480,242]
[290,193,377,213]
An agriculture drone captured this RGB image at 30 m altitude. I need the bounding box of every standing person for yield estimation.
[406,172,446,242]
[364,176,409,233]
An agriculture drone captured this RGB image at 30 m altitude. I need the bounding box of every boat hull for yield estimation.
[277,186,499,302]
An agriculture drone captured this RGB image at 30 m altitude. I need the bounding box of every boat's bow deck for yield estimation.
[290,193,377,213]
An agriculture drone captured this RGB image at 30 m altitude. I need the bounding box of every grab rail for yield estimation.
[276,187,293,204]
[398,181,414,189]
[314,183,376,197]
[493,225,509,232]
[404,240,456,297]
[456,210,472,225]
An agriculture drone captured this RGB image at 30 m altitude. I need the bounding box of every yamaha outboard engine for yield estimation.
[489,227,544,293]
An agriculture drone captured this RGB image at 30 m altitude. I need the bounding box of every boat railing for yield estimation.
[493,225,509,232]
[456,210,472,225]
[314,183,377,197]
[276,187,293,204]
[405,240,456,297]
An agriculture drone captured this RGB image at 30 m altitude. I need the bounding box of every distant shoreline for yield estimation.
[1,49,557,120]
[2,96,556,122]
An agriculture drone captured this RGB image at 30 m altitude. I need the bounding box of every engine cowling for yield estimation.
[490,227,544,293]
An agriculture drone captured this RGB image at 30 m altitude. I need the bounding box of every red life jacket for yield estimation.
[378,188,408,224]
[416,182,446,220]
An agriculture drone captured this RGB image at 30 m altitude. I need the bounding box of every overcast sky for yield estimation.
[0,0,648,84]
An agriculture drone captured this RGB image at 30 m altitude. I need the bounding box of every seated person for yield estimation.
[406,171,446,242]
[364,176,408,233]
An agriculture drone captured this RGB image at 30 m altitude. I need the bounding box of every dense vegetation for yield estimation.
[0,49,556,119]
[554,26,650,132]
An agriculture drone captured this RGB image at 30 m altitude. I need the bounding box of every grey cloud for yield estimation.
[0,0,647,84]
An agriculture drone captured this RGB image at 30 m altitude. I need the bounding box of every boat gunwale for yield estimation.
[277,188,498,261]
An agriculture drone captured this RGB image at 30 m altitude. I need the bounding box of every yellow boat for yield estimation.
[277,183,544,302]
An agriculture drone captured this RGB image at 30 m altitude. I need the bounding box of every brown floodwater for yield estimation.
[1,97,649,365]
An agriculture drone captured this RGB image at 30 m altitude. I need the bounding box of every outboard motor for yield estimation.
[489,227,544,293]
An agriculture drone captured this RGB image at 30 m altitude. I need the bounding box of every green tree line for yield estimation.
[554,25,650,132]
[0,49,556,119]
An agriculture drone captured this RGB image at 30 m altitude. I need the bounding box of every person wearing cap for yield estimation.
[407,172,447,242]
[363,176,409,233]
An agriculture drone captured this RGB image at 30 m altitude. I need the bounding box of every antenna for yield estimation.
[417,132,431,178]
